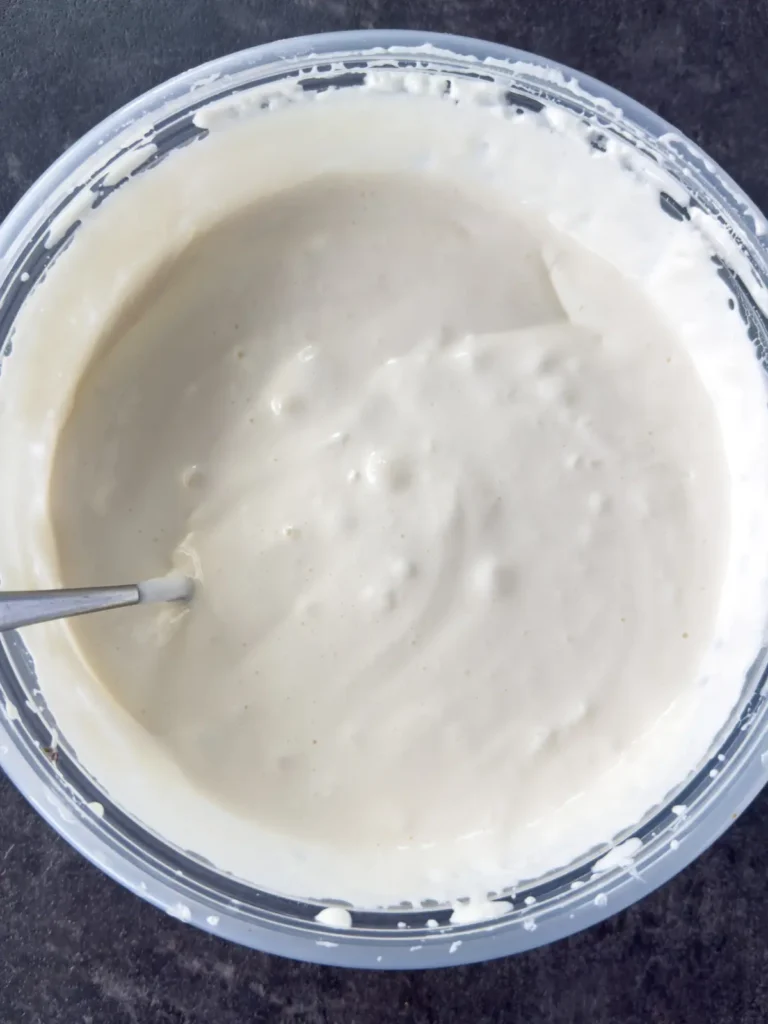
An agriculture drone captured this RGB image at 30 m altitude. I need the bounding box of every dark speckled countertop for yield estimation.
[3,1,768,1021]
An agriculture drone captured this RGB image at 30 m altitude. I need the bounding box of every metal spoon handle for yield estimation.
[0,585,140,631]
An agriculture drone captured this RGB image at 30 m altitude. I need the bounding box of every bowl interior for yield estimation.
[1,31,768,968]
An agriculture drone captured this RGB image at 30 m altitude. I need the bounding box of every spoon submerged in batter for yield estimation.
[0,571,193,631]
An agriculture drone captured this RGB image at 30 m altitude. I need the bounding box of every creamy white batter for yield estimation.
[1,67,768,909]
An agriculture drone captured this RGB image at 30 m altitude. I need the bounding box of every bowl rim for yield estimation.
[1,27,768,969]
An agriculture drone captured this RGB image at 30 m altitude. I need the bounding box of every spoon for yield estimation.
[0,572,194,631]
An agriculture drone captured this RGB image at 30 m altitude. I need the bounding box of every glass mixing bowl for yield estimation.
[1,29,767,969]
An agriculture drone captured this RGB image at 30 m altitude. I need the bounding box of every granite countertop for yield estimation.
[2,1,768,1021]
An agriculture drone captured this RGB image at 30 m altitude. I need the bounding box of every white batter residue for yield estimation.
[1,67,767,909]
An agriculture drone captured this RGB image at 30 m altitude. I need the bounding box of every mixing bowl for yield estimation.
[1,29,767,969]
